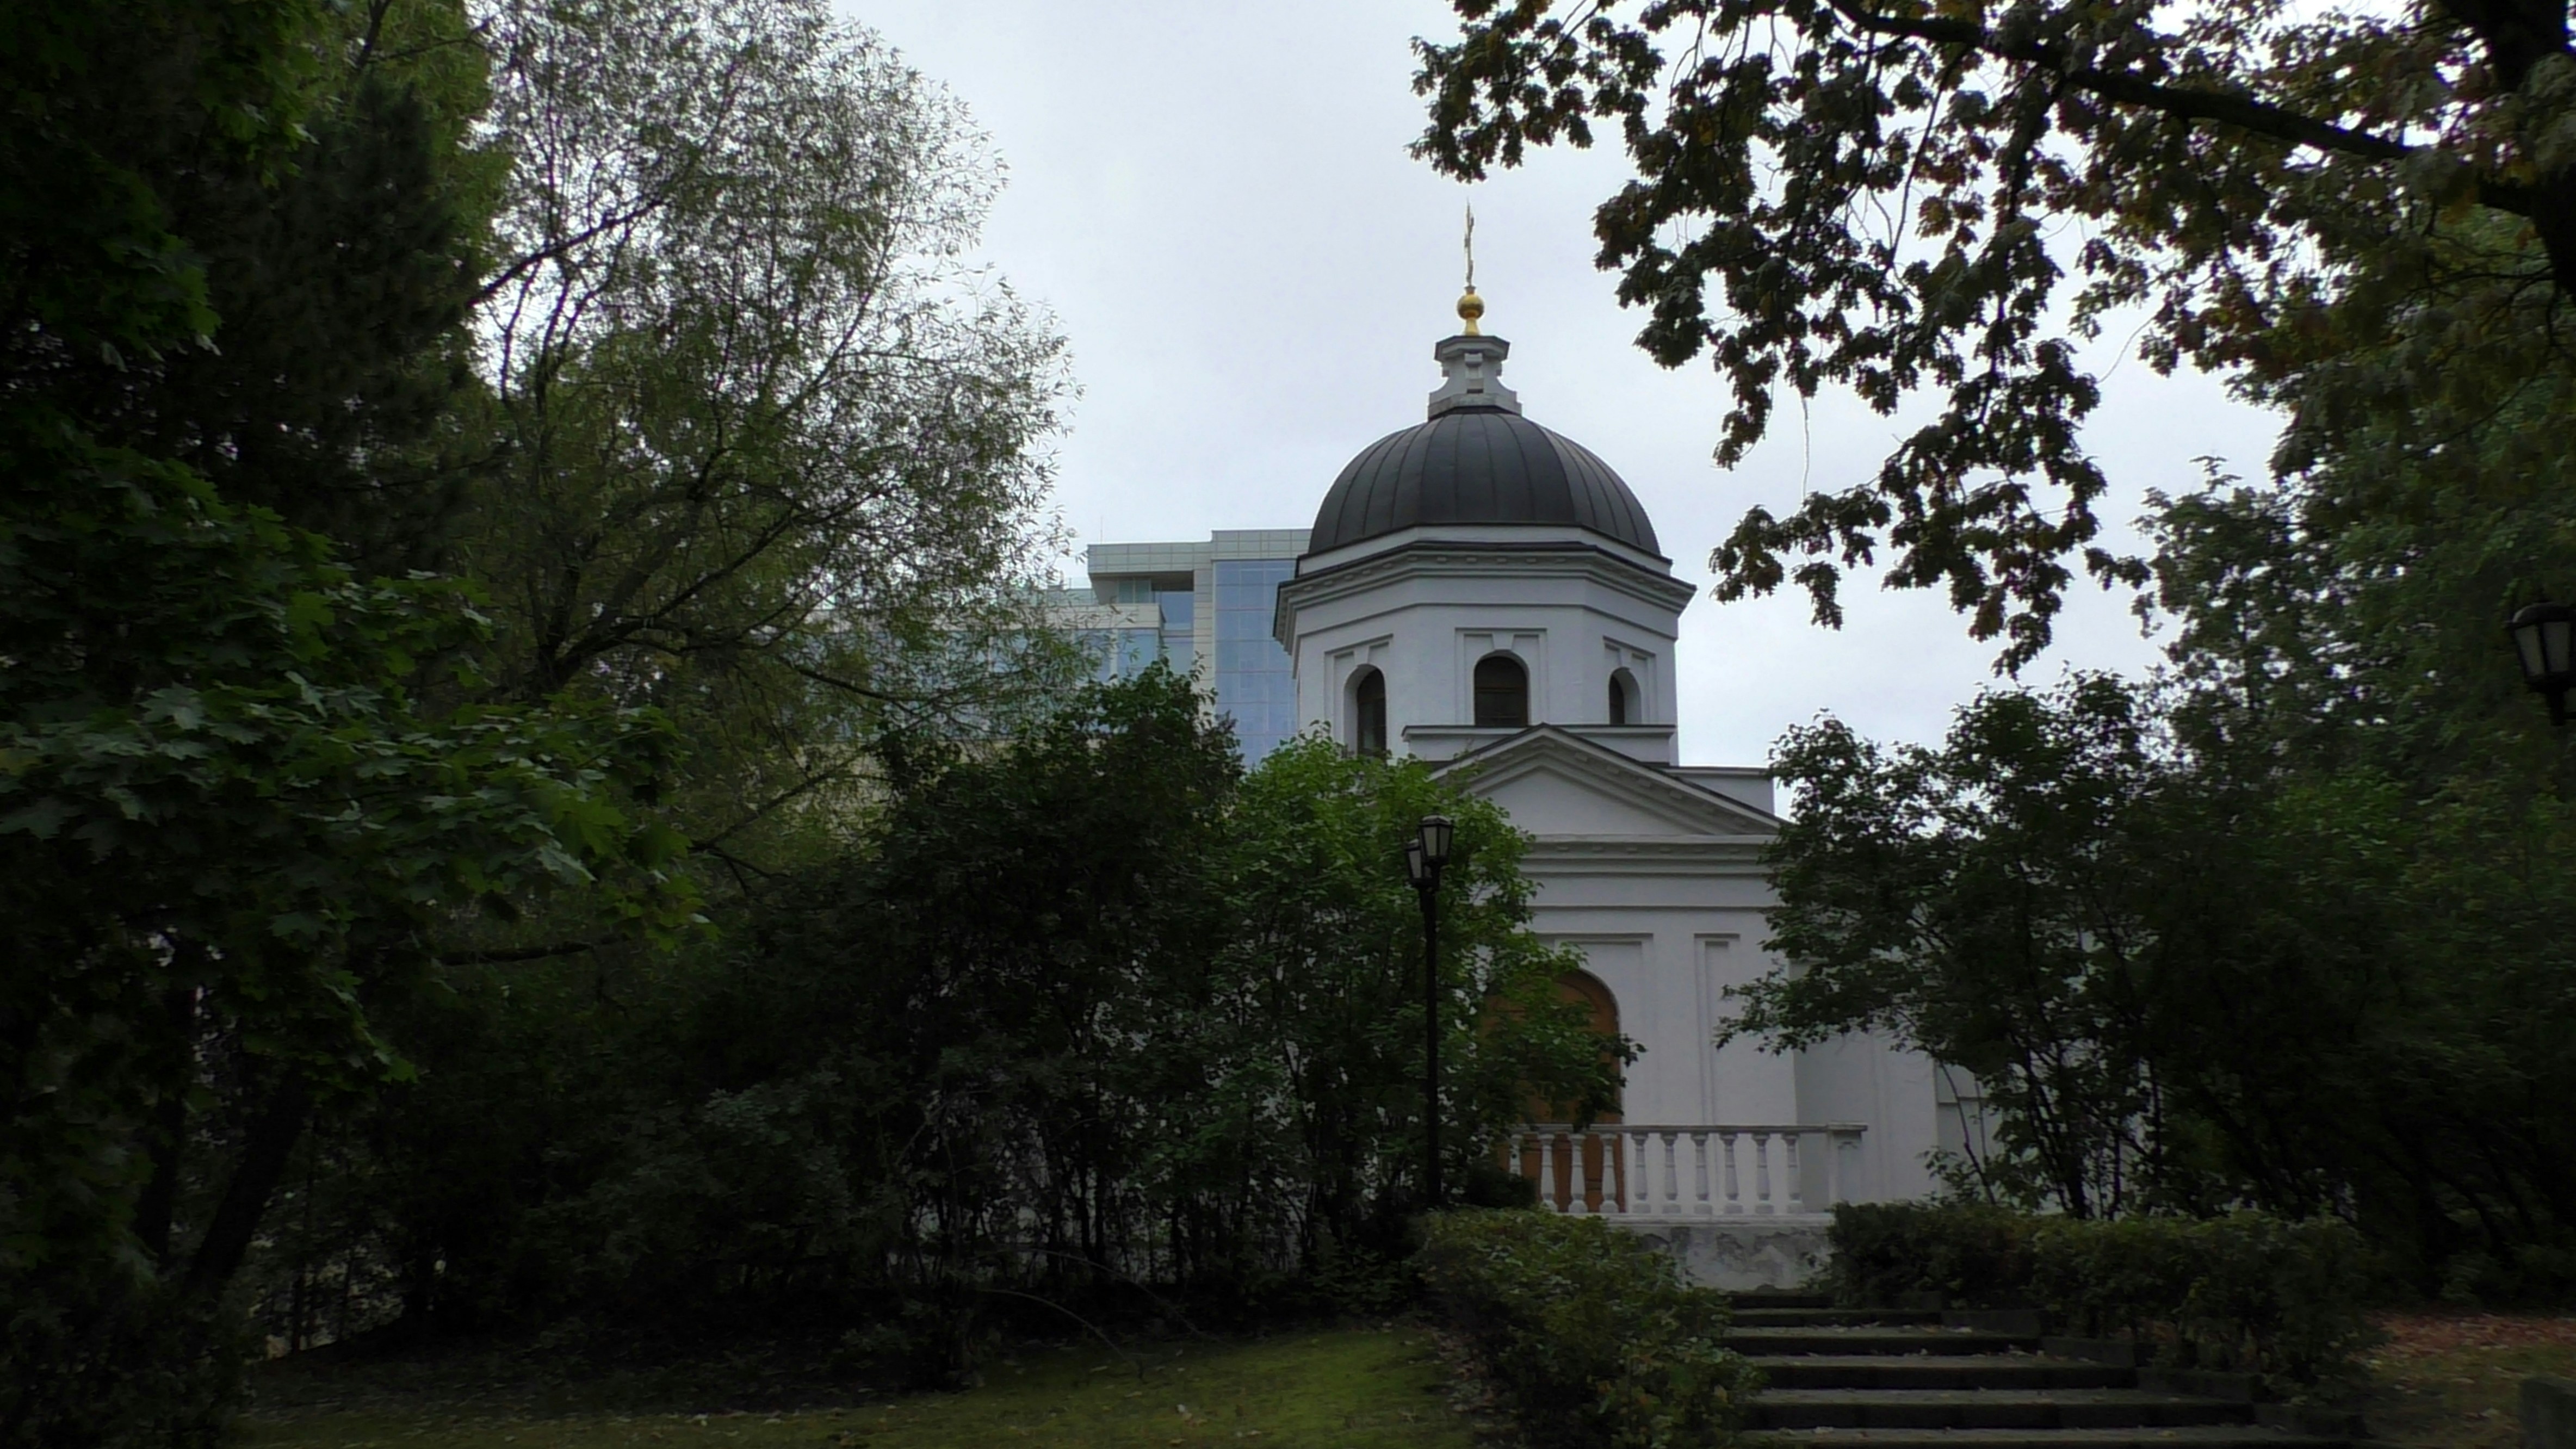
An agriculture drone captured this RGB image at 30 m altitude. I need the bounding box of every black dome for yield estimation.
[1305,406,1661,558]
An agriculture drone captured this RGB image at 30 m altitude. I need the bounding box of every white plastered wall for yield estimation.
[1280,530,1938,1206]
[1793,1036,1942,1204]
[1278,532,1691,763]
[1518,846,1797,1132]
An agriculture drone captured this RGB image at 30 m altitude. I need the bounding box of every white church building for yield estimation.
[1073,301,1956,1284]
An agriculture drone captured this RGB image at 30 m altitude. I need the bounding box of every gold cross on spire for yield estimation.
[1458,201,1484,335]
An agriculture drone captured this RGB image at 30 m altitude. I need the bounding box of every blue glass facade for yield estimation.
[1078,627,1163,681]
[1078,531,1308,767]
[1156,590,1195,673]
[1214,558,1298,764]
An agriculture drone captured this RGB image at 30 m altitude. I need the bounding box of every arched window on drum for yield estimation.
[1608,667,1640,726]
[1349,666,1387,756]
[1473,652,1528,728]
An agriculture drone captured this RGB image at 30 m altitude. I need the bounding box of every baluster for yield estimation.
[1753,1131,1774,1213]
[1785,1131,1805,1213]
[1626,1130,1649,1214]
[1538,1130,1559,1212]
[1718,1131,1738,1212]
[1655,1131,1675,1217]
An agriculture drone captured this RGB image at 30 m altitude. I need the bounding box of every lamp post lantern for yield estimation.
[1406,815,1455,1207]
[2510,602,2576,726]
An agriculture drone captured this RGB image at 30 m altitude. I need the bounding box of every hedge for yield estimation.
[1420,1210,1762,1448]
[1828,1203,2376,1391]
[1828,1199,2036,1308]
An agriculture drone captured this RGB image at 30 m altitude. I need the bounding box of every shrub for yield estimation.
[2029,1212,2377,1389]
[0,1270,246,1449]
[1826,1200,2037,1307]
[1420,1210,1760,1448]
[1826,1204,2377,1392]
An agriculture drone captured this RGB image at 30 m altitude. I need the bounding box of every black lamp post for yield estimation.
[1404,814,1455,1207]
[2509,602,2576,726]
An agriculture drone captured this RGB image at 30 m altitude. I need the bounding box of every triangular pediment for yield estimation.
[1429,727,1779,838]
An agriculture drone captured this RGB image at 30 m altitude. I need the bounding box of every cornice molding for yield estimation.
[1438,726,1782,836]
[1405,722,1679,769]
[1275,538,1697,646]
[1301,523,1671,574]
[1525,835,1772,869]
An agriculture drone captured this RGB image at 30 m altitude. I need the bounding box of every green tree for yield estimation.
[1,2,691,1439]
[8,0,500,577]
[65,0,1085,1370]
[232,0,1089,1350]
[1741,639,2576,1283]
[2138,440,2576,1289]
[255,672,1233,1360]
[1415,0,2576,667]
[634,692,1619,1338]
[1737,677,2170,1216]
[268,679,1629,1377]
[1419,1,2576,1273]
[458,0,1074,893]
[1221,738,1628,1256]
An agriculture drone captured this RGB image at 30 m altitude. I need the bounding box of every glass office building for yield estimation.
[1211,556,1298,762]
[1072,530,1310,765]
[1043,586,1160,687]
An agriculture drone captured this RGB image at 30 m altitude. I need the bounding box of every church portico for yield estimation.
[1070,285,1943,1285]
[1268,291,1943,1283]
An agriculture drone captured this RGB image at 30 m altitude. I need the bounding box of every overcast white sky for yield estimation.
[852,0,2286,766]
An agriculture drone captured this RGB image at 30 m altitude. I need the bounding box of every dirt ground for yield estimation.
[2361,1311,2576,1449]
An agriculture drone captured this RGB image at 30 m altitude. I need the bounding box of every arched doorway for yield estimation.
[1525,970,1624,1211]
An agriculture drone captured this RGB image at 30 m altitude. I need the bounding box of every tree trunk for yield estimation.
[182,1072,309,1301]
[136,987,196,1270]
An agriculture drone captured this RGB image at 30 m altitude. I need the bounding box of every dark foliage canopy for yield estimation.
[1740,666,2576,1288]
[3,3,692,1439]
[270,675,1624,1382]
[1417,0,2576,666]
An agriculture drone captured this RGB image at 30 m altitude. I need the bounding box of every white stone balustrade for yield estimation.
[1498,1124,1867,1218]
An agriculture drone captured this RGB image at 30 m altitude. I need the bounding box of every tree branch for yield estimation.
[435,939,610,965]
[1823,0,2545,217]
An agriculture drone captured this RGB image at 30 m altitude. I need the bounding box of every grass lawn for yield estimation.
[243,1324,1481,1449]
[2362,1311,2576,1449]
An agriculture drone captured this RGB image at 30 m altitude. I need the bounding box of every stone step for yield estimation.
[1729,1328,2043,1357]
[1731,1292,1837,1310]
[1751,1389,2255,1431]
[1745,1429,2343,1449]
[1745,1356,2138,1392]
[1735,1307,1949,1328]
